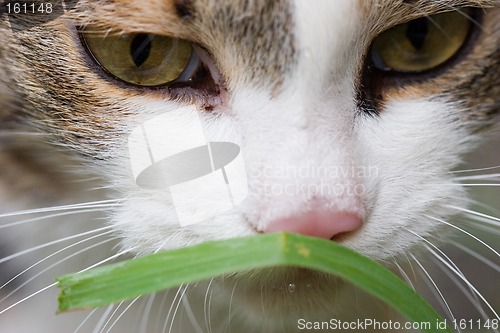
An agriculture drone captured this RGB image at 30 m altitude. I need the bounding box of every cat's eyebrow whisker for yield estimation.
[446,205,500,225]
[0,230,114,291]
[426,246,500,321]
[424,214,499,257]
[450,241,500,273]
[410,254,459,329]
[0,199,122,219]
[428,0,485,31]
[0,226,113,264]
[0,237,116,304]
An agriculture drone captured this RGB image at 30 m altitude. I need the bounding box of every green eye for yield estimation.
[82,32,196,86]
[370,10,473,73]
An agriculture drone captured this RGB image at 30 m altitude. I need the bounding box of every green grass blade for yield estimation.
[57,232,452,333]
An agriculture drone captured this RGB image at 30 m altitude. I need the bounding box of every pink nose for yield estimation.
[264,211,362,239]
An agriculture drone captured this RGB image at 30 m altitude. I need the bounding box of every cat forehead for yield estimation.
[89,0,496,36]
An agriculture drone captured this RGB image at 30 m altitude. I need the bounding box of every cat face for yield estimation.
[1,0,499,328]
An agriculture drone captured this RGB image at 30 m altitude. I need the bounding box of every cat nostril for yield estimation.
[264,211,362,240]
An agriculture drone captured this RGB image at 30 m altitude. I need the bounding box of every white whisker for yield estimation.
[1,230,113,291]
[260,284,267,323]
[99,301,125,333]
[0,246,132,316]
[154,291,170,333]
[425,215,499,257]
[435,183,500,187]
[182,293,204,333]
[0,238,115,303]
[400,250,418,281]
[405,229,468,279]
[450,241,500,273]
[430,256,500,333]
[204,278,215,333]
[452,165,500,174]
[77,247,136,274]
[139,294,156,333]
[447,205,500,225]
[104,297,140,333]
[0,209,109,229]
[0,226,113,264]
[427,247,500,320]
[461,221,500,235]
[92,305,115,333]
[168,285,188,333]
[455,173,500,181]
[227,282,238,333]
[163,284,185,333]
[0,283,56,316]
[405,229,484,310]
[393,260,415,290]
[74,308,99,333]
[411,255,459,330]
[0,199,121,219]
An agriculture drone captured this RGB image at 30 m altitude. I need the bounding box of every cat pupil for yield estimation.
[406,17,428,50]
[130,34,152,67]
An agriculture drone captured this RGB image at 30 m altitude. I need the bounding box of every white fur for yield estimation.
[110,1,472,263]
[1,1,496,332]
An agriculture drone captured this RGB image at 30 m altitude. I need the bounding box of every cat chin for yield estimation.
[213,268,352,325]
[203,267,401,333]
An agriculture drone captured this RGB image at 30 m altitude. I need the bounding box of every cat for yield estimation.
[0,0,499,332]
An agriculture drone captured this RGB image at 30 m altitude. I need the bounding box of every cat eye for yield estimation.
[81,32,200,86]
[370,9,473,73]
